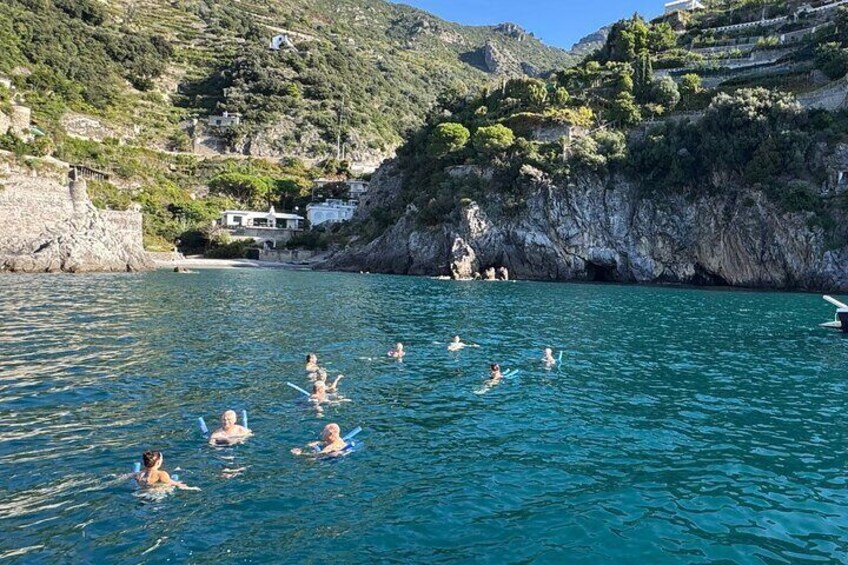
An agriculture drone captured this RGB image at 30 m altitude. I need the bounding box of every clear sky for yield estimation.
[390,0,662,49]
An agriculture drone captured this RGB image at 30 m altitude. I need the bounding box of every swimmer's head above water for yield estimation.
[142,450,163,470]
[311,380,326,399]
[322,423,341,444]
[220,410,237,431]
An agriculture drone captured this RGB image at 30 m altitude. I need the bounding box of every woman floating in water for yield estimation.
[309,369,344,392]
[290,423,348,456]
[310,380,328,403]
[448,336,477,352]
[541,348,556,366]
[487,363,503,384]
[305,353,321,373]
[474,364,504,395]
[209,410,252,446]
[388,342,405,359]
[135,450,199,491]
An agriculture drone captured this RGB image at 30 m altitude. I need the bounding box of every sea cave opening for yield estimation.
[585,261,617,283]
[692,263,729,286]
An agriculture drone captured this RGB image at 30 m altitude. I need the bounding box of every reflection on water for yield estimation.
[1,270,848,563]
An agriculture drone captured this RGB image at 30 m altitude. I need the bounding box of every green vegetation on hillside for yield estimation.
[345,2,848,242]
[0,0,177,136]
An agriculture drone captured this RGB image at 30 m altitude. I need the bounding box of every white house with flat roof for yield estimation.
[306,200,357,227]
[219,207,303,230]
[664,0,704,14]
[208,111,241,128]
[314,178,370,200]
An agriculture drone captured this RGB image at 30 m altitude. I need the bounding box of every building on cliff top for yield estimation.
[207,112,241,128]
[664,0,704,14]
[313,178,370,200]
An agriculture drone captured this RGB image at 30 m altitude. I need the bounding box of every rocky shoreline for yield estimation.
[325,163,848,292]
[0,160,152,273]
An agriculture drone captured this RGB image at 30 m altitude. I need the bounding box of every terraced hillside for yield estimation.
[0,0,576,164]
[649,0,848,99]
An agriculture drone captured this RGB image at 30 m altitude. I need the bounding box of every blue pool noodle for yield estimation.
[286,382,311,397]
[343,426,362,443]
[504,369,520,379]
[558,351,564,363]
[242,410,248,430]
[311,427,363,454]
[198,417,209,435]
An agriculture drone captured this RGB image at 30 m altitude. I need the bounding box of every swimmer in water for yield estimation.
[448,335,479,351]
[447,336,466,352]
[474,363,504,395]
[135,450,199,491]
[388,342,405,359]
[487,363,503,385]
[290,423,348,456]
[314,369,344,393]
[209,410,252,446]
[305,353,320,373]
[310,380,327,403]
[542,348,556,366]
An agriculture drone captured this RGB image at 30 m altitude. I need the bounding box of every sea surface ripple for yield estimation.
[1,270,847,563]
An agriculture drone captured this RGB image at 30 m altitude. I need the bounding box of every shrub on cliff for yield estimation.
[815,43,848,81]
[428,122,470,156]
[473,124,515,154]
[650,77,680,112]
[570,130,627,172]
[608,92,642,126]
[628,88,816,195]
[88,181,133,210]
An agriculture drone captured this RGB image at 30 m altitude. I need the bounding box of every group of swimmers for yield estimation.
[133,339,560,492]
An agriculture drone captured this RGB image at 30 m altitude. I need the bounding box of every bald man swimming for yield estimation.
[209,410,252,446]
[290,423,349,456]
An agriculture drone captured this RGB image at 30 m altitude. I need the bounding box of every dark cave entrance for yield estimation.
[585,261,617,282]
[691,263,729,286]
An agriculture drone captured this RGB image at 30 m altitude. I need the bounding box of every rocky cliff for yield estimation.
[0,160,153,273]
[326,164,848,291]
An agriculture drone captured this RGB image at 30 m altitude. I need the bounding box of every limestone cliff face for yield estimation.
[0,164,153,273]
[327,164,848,291]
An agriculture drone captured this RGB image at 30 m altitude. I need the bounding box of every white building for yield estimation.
[307,200,357,227]
[314,178,370,200]
[664,0,704,14]
[208,111,242,128]
[219,207,304,230]
[270,34,296,51]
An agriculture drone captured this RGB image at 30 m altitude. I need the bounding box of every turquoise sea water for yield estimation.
[1,269,848,563]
